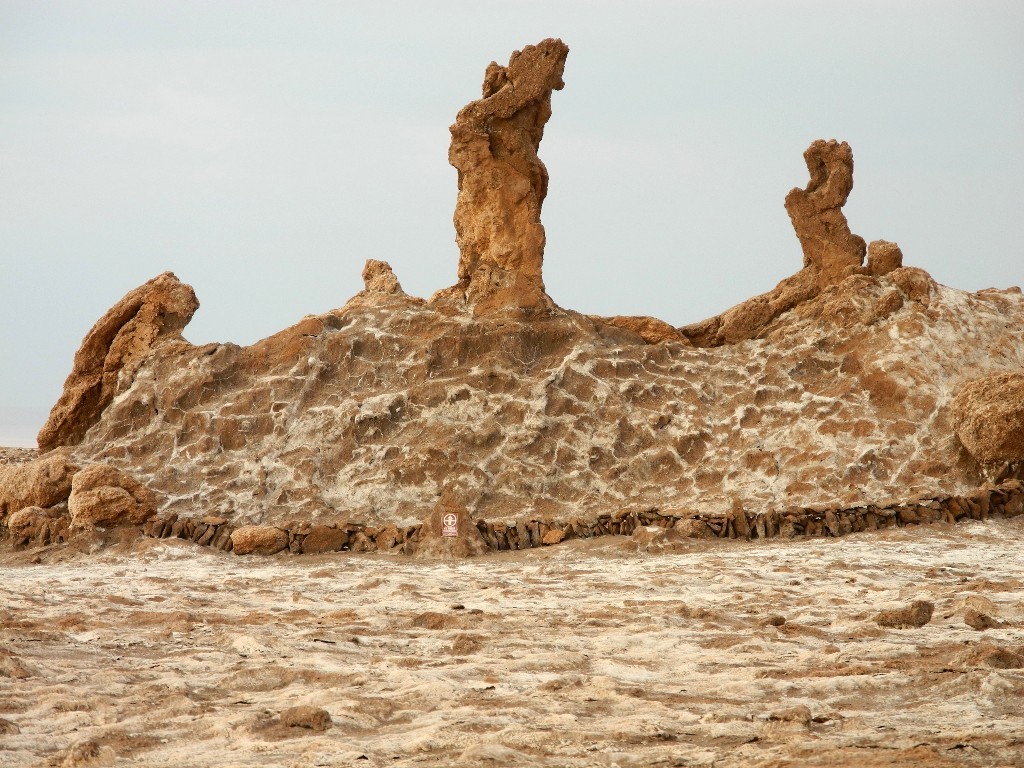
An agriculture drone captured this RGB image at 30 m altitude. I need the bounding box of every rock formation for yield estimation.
[4,39,1024,558]
[37,272,198,452]
[952,372,1024,478]
[681,139,880,347]
[67,463,156,529]
[434,38,568,315]
[785,139,866,281]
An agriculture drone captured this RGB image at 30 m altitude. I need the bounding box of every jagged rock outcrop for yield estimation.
[67,463,156,529]
[681,139,880,347]
[952,372,1024,477]
[38,272,198,451]
[433,38,568,315]
[7,40,1024,557]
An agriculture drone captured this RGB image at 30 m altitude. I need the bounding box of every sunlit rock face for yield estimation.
[18,39,1024,535]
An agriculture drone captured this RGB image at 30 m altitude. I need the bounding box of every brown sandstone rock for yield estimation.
[785,139,866,280]
[405,490,490,559]
[300,525,349,554]
[963,608,998,631]
[6,505,70,546]
[67,464,156,529]
[952,372,1024,465]
[875,600,934,628]
[867,240,903,276]
[0,448,79,522]
[38,272,198,451]
[541,529,565,545]
[681,139,872,347]
[362,259,403,295]
[437,38,569,315]
[280,705,332,731]
[28,46,1024,539]
[231,525,289,556]
[590,315,689,345]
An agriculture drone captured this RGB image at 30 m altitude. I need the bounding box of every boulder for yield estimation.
[230,525,289,555]
[0,448,79,522]
[867,240,904,276]
[67,464,156,529]
[952,372,1024,465]
[437,38,569,315]
[38,271,198,451]
[6,505,70,545]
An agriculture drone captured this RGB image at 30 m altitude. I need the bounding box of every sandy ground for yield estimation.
[2,519,1024,767]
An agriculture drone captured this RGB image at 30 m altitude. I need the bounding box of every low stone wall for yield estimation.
[130,480,1024,556]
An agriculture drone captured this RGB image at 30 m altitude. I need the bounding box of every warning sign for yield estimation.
[441,512,459,537]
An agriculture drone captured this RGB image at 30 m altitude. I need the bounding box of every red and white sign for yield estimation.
[441,512,458,537]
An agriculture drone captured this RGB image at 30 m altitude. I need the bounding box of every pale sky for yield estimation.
[1,1,1022,446]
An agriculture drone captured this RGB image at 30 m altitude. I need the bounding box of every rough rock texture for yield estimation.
[785,139,866,280]
[681,139,873,347]
[230,525,289,556]
[0,448,78,522]
[952,372,1024,468]
[589,315,689,345]
[875,600,934,629]
[434,38,568,315]
[361,259,404,296]
[67,463,156,529]
[13,41,1024,547]
[279,706,332,731]
[867,239,904,276]
[38,272,198,452]
[44,269,1023,533]
[405,489,490,559]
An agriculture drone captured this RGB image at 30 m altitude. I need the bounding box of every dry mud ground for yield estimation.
[2,519,1024,768]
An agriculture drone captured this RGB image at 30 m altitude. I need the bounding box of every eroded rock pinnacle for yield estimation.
[435,38,569,315]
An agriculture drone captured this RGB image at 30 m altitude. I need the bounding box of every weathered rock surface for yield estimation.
[590,315,689,345]
[867,239,904,276]
[12,40,1024,548]
[875,600,934,629]
[785,139,866,280]
[681,139,880,347]
[435,38,568,315]
[33,264,1024,535]
[0,448,78,522]
[67,463,156,529]
[38,272,198,452]
[230,525,289,556]
[952,372,1024,467]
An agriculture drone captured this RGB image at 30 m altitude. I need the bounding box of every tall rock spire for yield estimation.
[438,38,569,315]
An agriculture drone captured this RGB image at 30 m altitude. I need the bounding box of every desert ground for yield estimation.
[2,515,1023,768]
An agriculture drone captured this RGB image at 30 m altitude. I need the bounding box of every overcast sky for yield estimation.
[1,1,1022,446]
